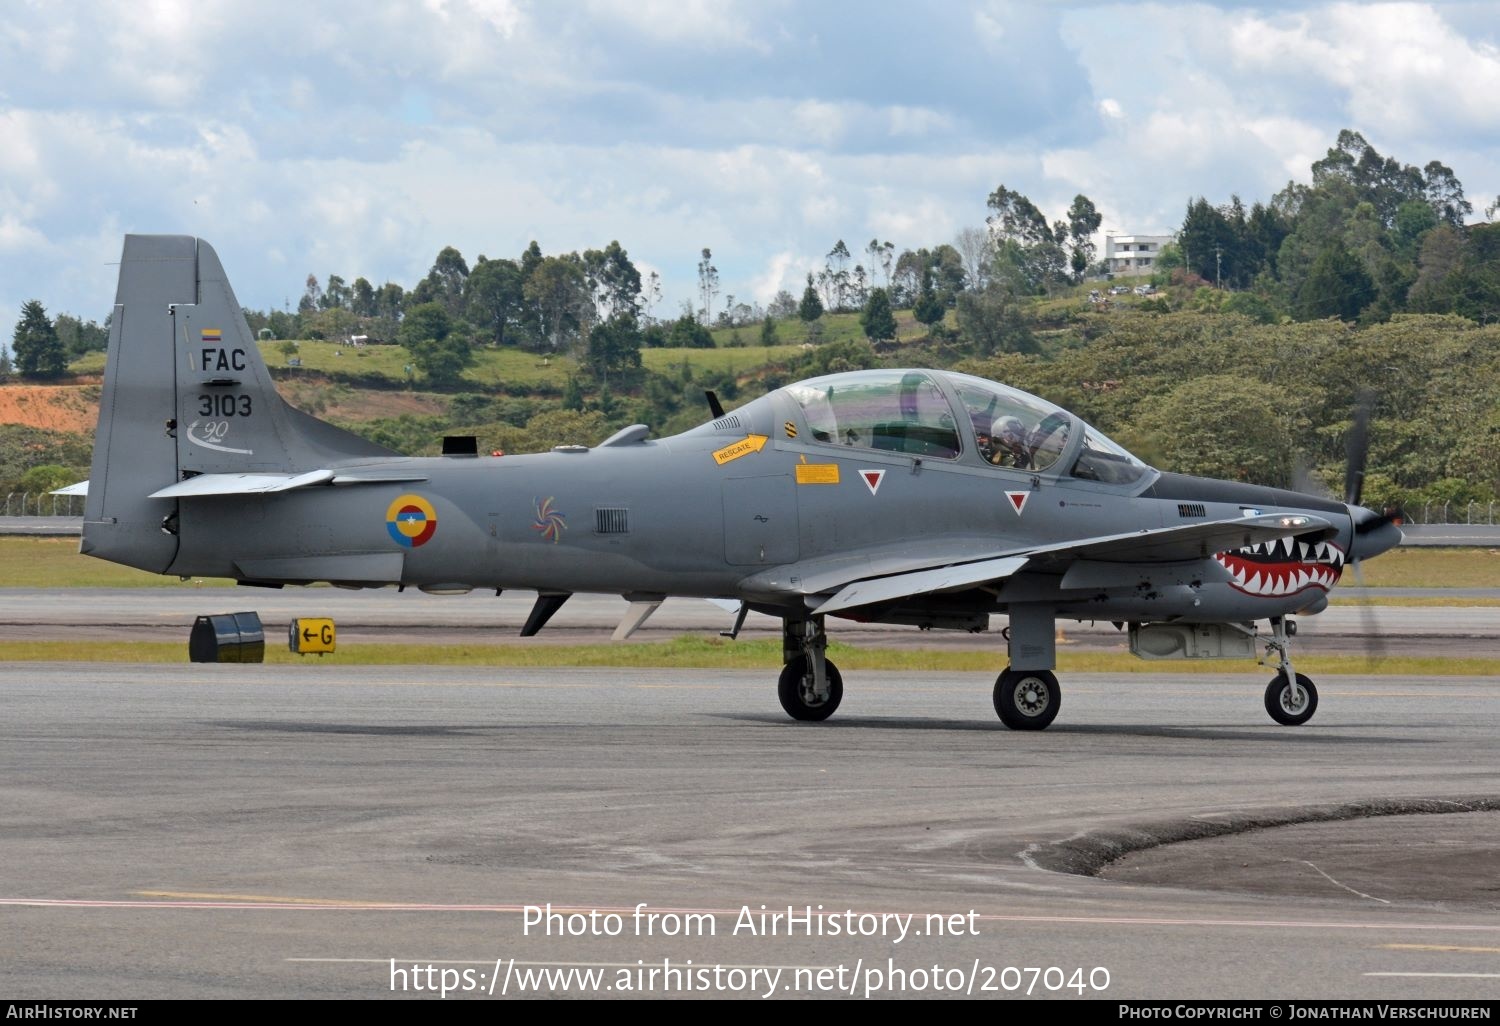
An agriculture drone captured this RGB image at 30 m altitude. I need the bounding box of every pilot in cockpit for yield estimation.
[987,415,1031,468]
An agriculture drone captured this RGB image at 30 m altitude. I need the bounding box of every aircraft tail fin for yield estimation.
[83,235,393,572]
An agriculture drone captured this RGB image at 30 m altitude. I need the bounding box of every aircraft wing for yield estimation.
[1017,512,1338,567]
[758,513,1338,614]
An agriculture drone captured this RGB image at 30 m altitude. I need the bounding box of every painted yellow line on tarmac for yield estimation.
[1379,943,1500,954]
[135,890,396,907]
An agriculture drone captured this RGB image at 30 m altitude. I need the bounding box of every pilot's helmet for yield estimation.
[994,416,1025,445]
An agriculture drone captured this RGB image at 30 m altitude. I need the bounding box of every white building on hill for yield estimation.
[1105,234,1173,277]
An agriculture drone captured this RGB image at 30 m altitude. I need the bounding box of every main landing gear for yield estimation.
[778,617,842,721]
[1263,616,1318,726]
[992,668,1060,730]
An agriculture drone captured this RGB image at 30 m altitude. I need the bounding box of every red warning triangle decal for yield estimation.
[1005,490,1030,515]
[860,469,885,495]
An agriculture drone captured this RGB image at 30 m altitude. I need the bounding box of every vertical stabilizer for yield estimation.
[83,236,393,573]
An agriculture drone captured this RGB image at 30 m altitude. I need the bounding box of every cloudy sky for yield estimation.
[3,0,1498,338]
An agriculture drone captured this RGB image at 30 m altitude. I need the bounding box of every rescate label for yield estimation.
[289,618,336,655]
[713,434,769,465]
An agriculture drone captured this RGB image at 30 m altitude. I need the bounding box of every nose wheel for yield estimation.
[993,668,1060,730]
[1262,616,1319,725]
[1265,671,1318,726]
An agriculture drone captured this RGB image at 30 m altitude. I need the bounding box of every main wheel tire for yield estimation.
[993,668,1060,730]
[1264,671,1318,726]
[777,656,843,722]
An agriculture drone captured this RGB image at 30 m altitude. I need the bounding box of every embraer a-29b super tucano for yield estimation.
[78,236,1402,729]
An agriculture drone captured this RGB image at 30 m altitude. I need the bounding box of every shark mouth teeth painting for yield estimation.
[1214,537,1346,597]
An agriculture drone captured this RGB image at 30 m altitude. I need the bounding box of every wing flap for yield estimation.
[812,556,1029,615]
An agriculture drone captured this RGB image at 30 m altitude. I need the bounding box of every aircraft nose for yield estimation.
[1349,505,1404,562]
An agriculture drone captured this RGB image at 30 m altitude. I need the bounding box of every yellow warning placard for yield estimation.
[713,434,769,465]
[289,618,336,654]
[795,463,840,485]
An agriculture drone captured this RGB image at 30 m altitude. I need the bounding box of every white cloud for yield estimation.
[1230,3,1500,136]
[2,1,1499,333]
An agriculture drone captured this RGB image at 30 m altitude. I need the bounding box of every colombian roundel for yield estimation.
[386,494,438,548]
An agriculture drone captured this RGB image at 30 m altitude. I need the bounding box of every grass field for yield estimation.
[0,635,1493,676]
[0,537,234,587]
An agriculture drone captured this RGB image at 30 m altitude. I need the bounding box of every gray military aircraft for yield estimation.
[79,235,1403,729]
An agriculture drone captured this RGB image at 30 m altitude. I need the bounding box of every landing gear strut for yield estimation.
[1263,616,1318,725]
[778,617,842,721]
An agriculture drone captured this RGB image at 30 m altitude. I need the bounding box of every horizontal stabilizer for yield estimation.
[148,470,430,499]
[51,480,90,496]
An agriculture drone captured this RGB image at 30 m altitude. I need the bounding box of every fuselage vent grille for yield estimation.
[1177,503,1207,518]
[595,507,630,534]
[712,415,743,431]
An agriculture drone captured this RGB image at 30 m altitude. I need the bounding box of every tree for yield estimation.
[984,185,1068,293]
[641,270,663,324]
[1294,242,1373,322]
[12,301,66,379]
[760,315,778,345]
[859,287,897,342]
[1138,375,1295,487]
[411,246,470,317]
[767,290,797,320]
[697,248,719,323]
[351,277,377,317]
[298,274,322,314]
[798,273,824,322]
[665,315,713,348]
[955,282,1034,356]
[825,239,852,311]
[0,344,12,381]
[583,241,642,321]
[913,268,944,331]
[524,255,589,352]
[585,313,643,385]
[465,257,525,346]
[1066,195,1103,282]
[953,227,992,293]
[398,302,473,387]
[53,314,109,359]
[321,274,351,310]
[866,238,895,288]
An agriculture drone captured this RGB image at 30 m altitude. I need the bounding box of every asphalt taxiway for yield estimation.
[3,659,1499,1000]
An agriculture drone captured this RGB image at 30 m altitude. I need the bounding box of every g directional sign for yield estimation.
[289,618,336,655]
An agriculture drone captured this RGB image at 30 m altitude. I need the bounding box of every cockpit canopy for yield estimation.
[777,369,1150,485]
